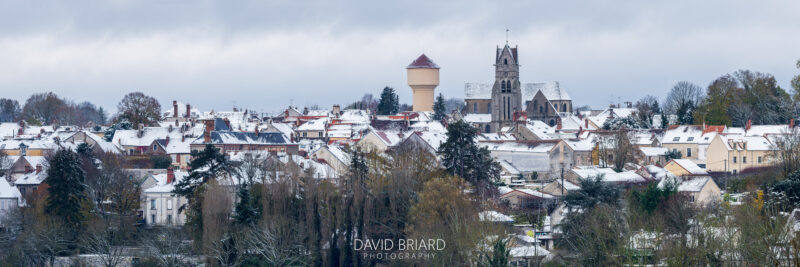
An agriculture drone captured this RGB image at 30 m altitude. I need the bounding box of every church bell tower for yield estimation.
[490,44,521,132]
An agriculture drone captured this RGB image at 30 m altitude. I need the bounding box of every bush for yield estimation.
[150,155,172,169]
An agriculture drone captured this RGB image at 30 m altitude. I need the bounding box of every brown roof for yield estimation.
[407,54,440,69]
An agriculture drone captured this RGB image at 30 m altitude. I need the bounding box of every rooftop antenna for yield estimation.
[505,28,510,45]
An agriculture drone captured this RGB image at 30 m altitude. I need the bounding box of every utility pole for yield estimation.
[560,163,565,196]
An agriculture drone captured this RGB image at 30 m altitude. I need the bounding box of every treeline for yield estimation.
[0,93,106,126]
[0,91,163,129]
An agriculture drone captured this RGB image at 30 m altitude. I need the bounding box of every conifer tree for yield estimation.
[438,120,500,196]
[45,148,88,228]
[376,86,399,115]
[433,93,446,121]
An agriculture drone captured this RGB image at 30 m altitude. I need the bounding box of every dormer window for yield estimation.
[672,137,680,142]
[687,137,694,142]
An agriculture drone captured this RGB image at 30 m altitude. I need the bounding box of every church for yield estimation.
[464,43,572,132]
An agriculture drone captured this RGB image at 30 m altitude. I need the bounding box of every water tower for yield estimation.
[406,54,440,112]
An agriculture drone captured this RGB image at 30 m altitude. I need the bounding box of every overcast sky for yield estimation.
[0,0,798,115]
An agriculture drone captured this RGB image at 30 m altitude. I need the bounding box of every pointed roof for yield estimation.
[407,54,439,69]
[496,44,518,64]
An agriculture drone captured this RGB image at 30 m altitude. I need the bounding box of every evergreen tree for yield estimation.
[172,144,235,244]
[438,120,500,196]
[376,86,399,115]
[45,148,88,228]
[233,186,259,225]
[482,238,510,267]
[563,175,621,209]
[433,93,446,121]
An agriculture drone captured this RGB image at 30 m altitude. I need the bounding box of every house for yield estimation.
[5,155,47,183]
[564,166,648,186]
[706,134,776,174]
[311,145,350,176]
[639,147,668,166]
[142,168,189,226]
[296,118,328,140]
[0,138,59,156]
[540,179,581,197]
[397,131,447,156]
[478,210,514,224]
[658,176,721,207]
[482,140,574,180]
[0,177,22,223]
[500,189,555,209]
[112,126,204,155]
[190,130,299,155]
[661,125,725,167]
[663,159,708,177]
[356,130,409,153]
[64,130,122,154]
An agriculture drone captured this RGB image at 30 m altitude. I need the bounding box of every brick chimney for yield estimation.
[173,100,178,118]
[746,119,752,131]
[186,104,191,118]
[166,167,175,184]
[17,120,25,136]
[165,136,170,146]
[585,118,589,129]
[556,118,563,131]
[35,164,42,174]
[791,119,795,129]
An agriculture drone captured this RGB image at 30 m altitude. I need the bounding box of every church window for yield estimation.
[561,104,566,112]
[539,106,543,113]
[504,58,508,65]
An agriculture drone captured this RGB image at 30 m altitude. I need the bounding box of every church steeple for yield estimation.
[490,43,522,132]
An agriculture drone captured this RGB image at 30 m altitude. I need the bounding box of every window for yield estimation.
[688,195,695,202]
[758,156,762,163]
[733,169,738,174]
[151,214,156,224]
[167,215,173,225]
[733,156,737,163]
[302,132,307,137]
[539,106,543,113]
[150,199,156,210]
[687,137,694,141]
[473,103,478,113]
[504,58,508,65]
[672,137,680,142]
[743,157,747,163]
[487,103,491,112]
[167,199,173,210]
[687,148,692,157]
[561,104,566,112]
[485,125,491,133]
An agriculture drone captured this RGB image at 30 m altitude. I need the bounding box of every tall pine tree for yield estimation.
[376,86,399,115]
[438,120,500,197]
[45,148,88,228]
[433,93,446,121]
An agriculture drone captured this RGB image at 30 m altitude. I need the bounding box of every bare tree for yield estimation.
[80,223,126,267]
[635,95,660,128]
[611,128,635,172]
[141,228,192,267]
[665,81,703,125]
[116,92,161,129]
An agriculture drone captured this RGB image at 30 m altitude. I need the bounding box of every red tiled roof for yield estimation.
[407,54,439,69]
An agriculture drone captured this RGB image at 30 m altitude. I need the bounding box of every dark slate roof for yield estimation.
[196,131,290,145]
[214,118,230,131]
[406,54,440,69]
[154,139,167,148]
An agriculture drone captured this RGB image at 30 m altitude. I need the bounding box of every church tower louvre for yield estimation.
[490,44,521,132]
